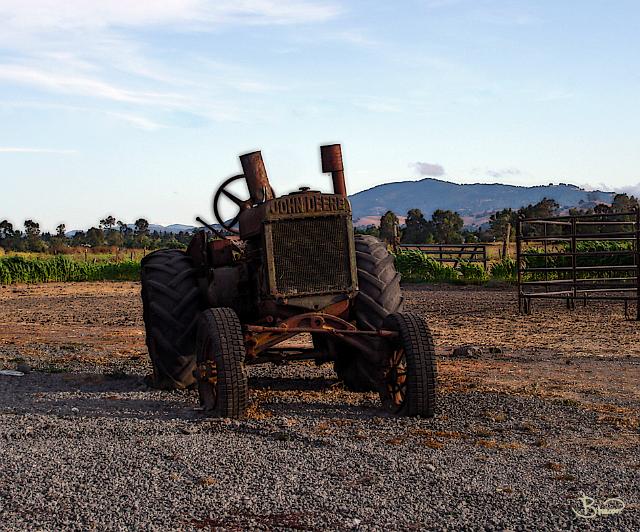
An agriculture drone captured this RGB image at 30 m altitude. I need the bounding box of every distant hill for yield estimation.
[148,223,197,234]
[348,178,614,227]
[65,223,197,237]
[63,180,615,235]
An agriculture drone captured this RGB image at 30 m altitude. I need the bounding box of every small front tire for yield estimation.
[195,308,248,418]
[380,312,437,417]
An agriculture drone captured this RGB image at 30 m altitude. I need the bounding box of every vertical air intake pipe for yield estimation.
[239,151,275,204]
[320,144,347,197]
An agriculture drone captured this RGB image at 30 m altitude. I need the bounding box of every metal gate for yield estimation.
[516,209,640,319]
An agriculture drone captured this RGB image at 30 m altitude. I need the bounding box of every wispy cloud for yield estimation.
[423,0,536,25]
[464,2,537,26]
[105,112,165,131]
[0,64,187,107]
[412,162,445,177]
[534,89,574,103]
[0,147,77,154]
[0,100,167,130]
[468,166,537,186]
[0,0,340,131]
[0,61,267,125]
[486,167,521,178]
[355,96,403,113]
[0,1,340,33]
[424,0,465,9]
[330,28,379,47]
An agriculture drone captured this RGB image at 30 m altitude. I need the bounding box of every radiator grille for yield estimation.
[270,217,353,296]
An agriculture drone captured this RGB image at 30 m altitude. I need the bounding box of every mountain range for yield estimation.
[66,223,199,237]
[65,179,616,234]
[348,179,615,227]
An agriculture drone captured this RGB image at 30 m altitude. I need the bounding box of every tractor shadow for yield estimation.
[262,399,382,421]
[1,370,199,421]
[248,375,338,392]
[247,374,383,420]
[3,369,382,422]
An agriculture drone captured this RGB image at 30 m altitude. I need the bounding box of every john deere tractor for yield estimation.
[140,144,436,418]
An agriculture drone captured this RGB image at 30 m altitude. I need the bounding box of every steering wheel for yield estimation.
[213,174,253,234]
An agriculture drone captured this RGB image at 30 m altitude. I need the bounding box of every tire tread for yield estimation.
[382,312,437,417]
[196,308,248,418]
[141,249,203,389]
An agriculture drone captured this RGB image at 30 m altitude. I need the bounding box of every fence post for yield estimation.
[453,246,463,268]
[516,217,523,313]
[571,216,577,307]
[502,222,511,260]
[544,222,548,293]
[636,208,640,320]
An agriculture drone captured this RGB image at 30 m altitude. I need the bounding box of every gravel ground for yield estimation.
[0,282,638,530]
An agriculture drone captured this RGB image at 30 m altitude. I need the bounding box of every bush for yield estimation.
[458,261,488,282]
[164,238,187,250]
[395,250,499,283]
[490,257,517,281]
[394,249,459,282]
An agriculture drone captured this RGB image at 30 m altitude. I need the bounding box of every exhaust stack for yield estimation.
[320,144,347,197]
[240,151,274,204]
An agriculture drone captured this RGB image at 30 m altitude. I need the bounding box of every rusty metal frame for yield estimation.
[243,305,396,361]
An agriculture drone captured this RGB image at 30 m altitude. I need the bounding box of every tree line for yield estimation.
[357,193,639,245]
[4,192,636,252]
[0,215,193,253]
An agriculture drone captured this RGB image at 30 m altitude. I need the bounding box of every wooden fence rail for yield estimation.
[399,243,488,270]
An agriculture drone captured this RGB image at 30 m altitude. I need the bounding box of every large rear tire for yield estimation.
[353,235,403,329]
[195,308,248,418]
[333,235,403,391]
[141,249,202,389]
[381,312,437,417]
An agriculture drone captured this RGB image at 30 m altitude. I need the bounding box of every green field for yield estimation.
[0,249,518,285]
[0,255,141,284]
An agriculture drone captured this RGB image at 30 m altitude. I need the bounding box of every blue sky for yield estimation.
[1,0,639,231]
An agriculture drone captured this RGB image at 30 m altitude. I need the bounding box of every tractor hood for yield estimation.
[238,190,352,239]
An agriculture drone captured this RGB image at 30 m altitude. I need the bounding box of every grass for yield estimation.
[2,246,518,285]
[0,255,140,284]
[3,249,148,263]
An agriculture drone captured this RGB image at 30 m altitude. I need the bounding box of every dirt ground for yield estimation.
[0,282,638,529]
[405,284,640,422]
[1,281,638,419]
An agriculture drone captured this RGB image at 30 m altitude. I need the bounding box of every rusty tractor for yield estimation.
[140,144,436,417]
